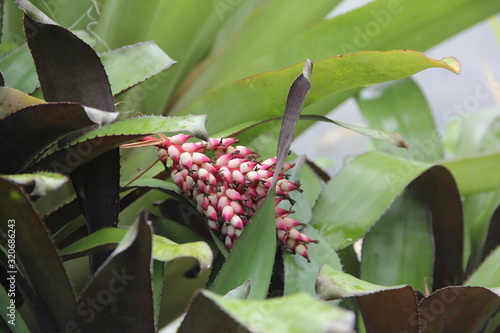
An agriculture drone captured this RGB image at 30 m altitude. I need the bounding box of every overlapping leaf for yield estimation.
[58,227,213,272]
[179,290,354,333]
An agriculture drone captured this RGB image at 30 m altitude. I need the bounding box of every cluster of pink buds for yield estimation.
[129,134,318,260]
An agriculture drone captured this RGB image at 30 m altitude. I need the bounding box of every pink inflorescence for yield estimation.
[142,134,317,261]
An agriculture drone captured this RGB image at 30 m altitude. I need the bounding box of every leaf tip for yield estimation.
[440,56,461,74]
[303,59,313,82]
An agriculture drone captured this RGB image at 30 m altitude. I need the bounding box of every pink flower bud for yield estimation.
[230,201,244,215]
[277,230,288,245]
[167,145,181,164]
[234,146,254,157]
[219,166,232,182]
[201,163,217,174]
[227,225,236,239]
[217,196,230,212]
[170,134,191,145]
[179,152,193,169]
[226,188,243,201]
[260,157,276,169]
[228,158,246,169]
[192,152,211,164]
[207,219,219,232]
[240,161,257,174]
[182,142,205,153]
[288,228,314,243]
[232,170,245,186]
[257,169,273,179]
[171,171,185,188]
[230,215,244,229]
[204,205,217,221]
[216,153,233,166]
[197,168,210,182]
[277,179,298,192]
[282,162,295,172]
[225,235,233,250]
[221,206,234,222]
[245,170,262,183]
[274,207,290,218]
[294,243,309,261]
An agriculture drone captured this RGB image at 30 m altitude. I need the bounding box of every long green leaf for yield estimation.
[0,86,44,119]
[443,152,500,195]
[312,152,463,288]
[210,191,276,299]
[179,290,354,333]
[174,0,491,114]
[465,246,500,288]
[99,41,176,97]
[178,50,459,138]
[58,227,213,272]
[360,189,433,292]
[174,0,341,112]
[356,78,442,161]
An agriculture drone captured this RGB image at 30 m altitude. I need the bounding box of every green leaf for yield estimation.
[210,191,276,299]
[179,290,354,333]
[99,41,176,97]
[283,226,342,295]
[0,86,44,119]
[175,0,341,112]
[1,172,67,196]
[316,264,406,300]
[0,45,38,93]
[360,189,433,292]
[29,115,208,173]
[0,282,30,333]
[174,0,487,113]
[466,246,500,288]
[0,178,83,331]
[179,50,459,138]
[77,212,155,332]
[312,152,463,288]
[443,152,500,195]
[58,227,213,272]
[356,78,441,161]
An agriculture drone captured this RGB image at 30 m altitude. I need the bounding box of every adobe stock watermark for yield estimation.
[213,0,243,20]
[62,267,135,333]
[339,0,403,54]
[402,285,462,332]
[384,74,500,191]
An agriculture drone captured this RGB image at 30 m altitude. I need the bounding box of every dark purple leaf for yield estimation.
[273,59,312,185]
[419,286,500,332]
[356,286,419,333]
[178,291,250,333]
[0,103,111,174]
[410,166,464,289]
[481,204,500,263]
[0,178,83,331]
[77,212,155,332]
[19,0,120,271]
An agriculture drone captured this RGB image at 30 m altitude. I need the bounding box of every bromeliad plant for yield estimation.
[0,0,499,332]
